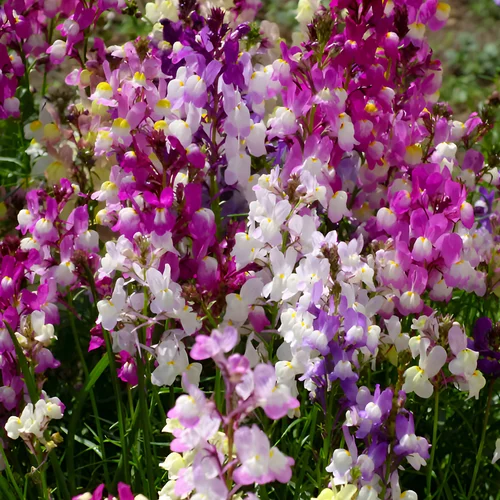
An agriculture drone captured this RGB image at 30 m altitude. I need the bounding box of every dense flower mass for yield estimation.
[0,0,500,498]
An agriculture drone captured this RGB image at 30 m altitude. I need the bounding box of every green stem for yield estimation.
[41,18,55,98]
[151,383,165,420]
[39,461,49,500]
[320,386,336,487]
[49,452,71,500]
[4,325,51,500]
[427,389,440,497]
[281,230,289,253]
[82,262,99,312]
[136,351,157,499]
[0,445,24,500]
[467,380,495,499]
[225,417,234,490]
[201,301,218,328]
[214,369,224,411]
[136,291,157,499]
[66,355,109,496]
[0,475,17,500]
[67,294,110,490]
[380,448,392,499]
[210,172,222,241]
[5,323,38,402]
[103,330,130,485]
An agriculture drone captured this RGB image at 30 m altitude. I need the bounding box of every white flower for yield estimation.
[232,232,265,269]
[449,349,479,378]
[267,107,298,138]
[225,278,263,324]
[182,363,202,389]
[45,396,64,420]
[296,0,320,25]
[493,438,500,464]
[32,310,57,345]
[377,207,397,230]
[5,414,25,440]
[326,448,353,485]
[158,480,179,500]
[390,472,418,500]
[174,301,202,335]
[96,278,127,331]
[384,316,409,352]
[328,191,350,223]
[247,122,267,157]
[252,194,291,246]
[333,361,356,381]
[4,400,53,440]
[402,344,447,398]
[463,370,486,400]
[337,114,359,152]
[99,236,133,277]
[54,260,76,287]
[295,255,329,291]
[168,120,192,147]
[147,265,182,314]
[275,352,308,383]
[76,230,99,252]
[262,247,298,301]
[152,340,189,386]
[312,485,358,500]
[357,485,378,500]
[160,452,186,477]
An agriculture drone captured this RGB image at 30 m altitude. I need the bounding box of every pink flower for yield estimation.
[233,425,294,485]
[253,364,299,419]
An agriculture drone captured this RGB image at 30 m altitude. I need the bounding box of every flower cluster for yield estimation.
[160,326,297,497]
[1,0,500,498]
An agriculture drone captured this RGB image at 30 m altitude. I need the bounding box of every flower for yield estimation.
[233,425,294,485]
[312,486,357,500]
[402,344,447,398]
[96,278,127,331]
[493,438,500,465]
[470,318,500,377]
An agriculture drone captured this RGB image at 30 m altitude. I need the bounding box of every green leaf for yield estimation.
[0,444,24,500]
[0,156,23,168]
[84,355,110,393]
[66,355,109,493]
[49,451,71,500]
[0,474,18,500]
[5,323,38,403]
[60,427,102,458]
[274,417,308,446]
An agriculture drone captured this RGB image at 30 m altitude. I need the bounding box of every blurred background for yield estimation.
[429,0,500,117]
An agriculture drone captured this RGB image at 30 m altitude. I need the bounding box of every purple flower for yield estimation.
[470,318,500,377]
[475,187,496,233]
[394,413,430,471]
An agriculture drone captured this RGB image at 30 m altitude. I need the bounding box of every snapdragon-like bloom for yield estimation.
[5,397,64,441]
[0,0,496,498]
[233,425,294,485]
[403,344,447,398]
[96,278,127,331]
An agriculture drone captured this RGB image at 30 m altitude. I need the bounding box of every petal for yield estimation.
[424,346,447,378]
